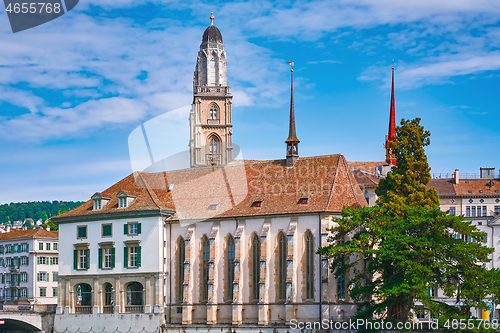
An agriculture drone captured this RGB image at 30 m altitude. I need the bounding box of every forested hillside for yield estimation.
[0,201,84,225]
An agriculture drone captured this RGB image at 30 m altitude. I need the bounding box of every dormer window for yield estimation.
[299,198,309,205]
[93,199,102,210]
[91,193,111,211]
[117,191,137,209]
[208,204,218,211]
[252,201,262,208]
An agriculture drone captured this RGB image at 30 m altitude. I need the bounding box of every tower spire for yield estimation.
[286,62,300,167]
[385,65,397,165]
[210,11,214,25]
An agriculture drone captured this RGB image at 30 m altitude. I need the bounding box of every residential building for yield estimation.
[0,228,59,304]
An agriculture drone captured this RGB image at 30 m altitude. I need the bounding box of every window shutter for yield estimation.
[26,257,29,265]
[137,246,141,267]
[26,273,28,282]
[137,223,142,234]
[37,273,40,282]
[124,247,128,268]
[17,258,20,266]
[111,248,115,268]
[124,224,128,235]
[26,243,29,252]
[85,249,90,269]
[49,257,53,265]
[73,250,78,270]
[98,248,103,269]
[47,273,50,282]
[37,257,40,265]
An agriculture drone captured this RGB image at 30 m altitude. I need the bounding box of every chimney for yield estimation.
[453,169,459,185]
[46,225,50,231]
[22,226,27,231]
[6,226,10,232]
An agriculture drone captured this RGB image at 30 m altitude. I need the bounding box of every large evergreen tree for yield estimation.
[319,118,499,331]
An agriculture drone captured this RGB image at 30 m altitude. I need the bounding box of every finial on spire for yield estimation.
[210,11,214,25]
[286,62,299,167]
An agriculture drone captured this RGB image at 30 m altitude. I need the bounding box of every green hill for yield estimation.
[0,201,84,225]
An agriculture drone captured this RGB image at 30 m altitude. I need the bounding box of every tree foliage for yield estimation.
[0,201,83,226]
[318,118,499,332]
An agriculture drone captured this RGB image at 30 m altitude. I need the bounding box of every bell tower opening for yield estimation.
[189,12,233,167]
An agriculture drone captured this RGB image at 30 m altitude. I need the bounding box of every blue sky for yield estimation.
[0,0,499,204]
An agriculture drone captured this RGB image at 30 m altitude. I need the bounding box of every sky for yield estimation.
[0,0,499,204]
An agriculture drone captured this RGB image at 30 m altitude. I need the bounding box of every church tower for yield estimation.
[384,66,397,165]
[189,13,233,167]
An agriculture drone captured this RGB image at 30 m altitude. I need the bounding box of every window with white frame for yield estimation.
[73,248,90,270]
[37,272,48,282]
[124,245,141,268]
[37,257,47,265]
[93,199,102,210]
[79,249,87,269]
[54,243,58,251]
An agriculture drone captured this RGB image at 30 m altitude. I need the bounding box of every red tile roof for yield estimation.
[347,161,385,174]
[428,178,500,196]
[0,229,58,240]
[55,155,367,222]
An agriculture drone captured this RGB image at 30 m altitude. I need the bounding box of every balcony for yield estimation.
[207,118,220,125]
[206,154,221,166]
[125,305,144,313]
[103,305,114,314]
[195,86,230,94]
[9,265,20,272]
[75,306,92,314]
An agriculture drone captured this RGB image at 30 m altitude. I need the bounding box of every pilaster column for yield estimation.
[207,225,219,325]
[145,276,152,313]
[321,216,330,321]
[182,227,195,325]
[232,222,244,325]
[285,219,297,323]
[258,221,271,325]
[114,278,120,314]
[93,278,99,314]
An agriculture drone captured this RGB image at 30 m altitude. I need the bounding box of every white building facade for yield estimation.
[0,228,59,305]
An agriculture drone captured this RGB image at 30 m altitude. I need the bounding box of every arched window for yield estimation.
[251,233,260,300]
[210,138,219,155]
[227,235,235,301]
[305,231,314,299]
[103,283,113,313]
[177,237,185,302]
[201,236,210,301]
[126,282,144,313]
[75,283,92,313]
[277,232,287,301]
[209,104,219,120]
[208,135,221,165]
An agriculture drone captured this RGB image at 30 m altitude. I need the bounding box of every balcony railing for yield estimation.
[103,305,114,314]
[207,118,220,125]
[75,306,92,314]
[195,86,230,94]
[125,305,144,313]
[206,154,221,166]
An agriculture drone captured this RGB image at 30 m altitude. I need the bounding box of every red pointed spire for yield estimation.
[385,66,397,165]
[286,62,299,167]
